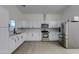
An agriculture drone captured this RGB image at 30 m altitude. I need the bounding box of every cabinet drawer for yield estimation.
[9,37,16,53]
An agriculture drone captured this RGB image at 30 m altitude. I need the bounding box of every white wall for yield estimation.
[0,6,9,53]
[1,6,23,28]
[1,5,22,20]
[62,6,79,21]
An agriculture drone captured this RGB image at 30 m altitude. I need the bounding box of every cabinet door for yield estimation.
[49,32,59,41]
[25,21,29,28]
[9,36,16,53]
[25,30,35,41]
[32,30,41,41]
[22,33,25,41]
[32,21,41,28]
[28,30,33,41]
[20,33,24,42]
[15,34,24,49]
[49,32,54,41]
[23,33,27,41]
[18,34,24,45]
[23,30,29,41]
[25,30,41,41]
[15,35,20,48]
[28,21,32,28]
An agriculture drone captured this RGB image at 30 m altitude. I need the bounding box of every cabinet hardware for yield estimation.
[21,36,23,39]
[18,38,19,40]
[16,36,19,40]
[12,38,14,40]
[32,33,34,36]
[15,39,16,42]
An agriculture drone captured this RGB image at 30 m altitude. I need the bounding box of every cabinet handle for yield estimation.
[12,38,14,40]
[32,33,33,36]
[18,38,19,40]
[15,39,16,42]
[21,36,23,39]
[16,36,19,40]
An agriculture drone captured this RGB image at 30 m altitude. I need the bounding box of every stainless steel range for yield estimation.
[41,30,49,41]
[41,24,49,41]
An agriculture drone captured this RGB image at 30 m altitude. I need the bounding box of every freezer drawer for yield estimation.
[68,22,79,48]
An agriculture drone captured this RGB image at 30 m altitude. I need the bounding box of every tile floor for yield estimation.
[13,41,79,54]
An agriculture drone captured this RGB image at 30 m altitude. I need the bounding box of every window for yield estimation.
[10,20,16,27]
[9,20,16,31]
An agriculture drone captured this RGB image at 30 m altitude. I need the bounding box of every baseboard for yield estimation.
[24,40,58,42]
[24,40,42,41]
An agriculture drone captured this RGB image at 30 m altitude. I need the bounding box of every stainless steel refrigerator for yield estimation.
[59,21,79,49]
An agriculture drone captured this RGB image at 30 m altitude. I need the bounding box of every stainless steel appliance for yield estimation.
[41,30,49,41]
[59,21,79,49]
[41,24,49,41]
[59,23,67,48]
[41,24,49,28]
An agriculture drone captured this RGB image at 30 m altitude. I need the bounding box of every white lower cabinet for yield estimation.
[15,35,20,49]
[16,34,24,48]
[25,30,41,41]
[32,30,41,41]
[9,36,16,53]
[28,30,32,41]
[49,31,59,41]
[9,33,24,53]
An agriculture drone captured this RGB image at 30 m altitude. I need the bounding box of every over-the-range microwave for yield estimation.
[41,24,49,28]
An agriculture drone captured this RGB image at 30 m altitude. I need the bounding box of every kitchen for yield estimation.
[1,5,79,54]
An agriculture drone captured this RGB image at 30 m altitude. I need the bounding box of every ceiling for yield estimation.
[16,5,70,14]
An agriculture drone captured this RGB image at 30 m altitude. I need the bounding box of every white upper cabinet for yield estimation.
[0,6,9,27]
[44,21,60,28]
[31,20,41,28]
[16,14,61,29]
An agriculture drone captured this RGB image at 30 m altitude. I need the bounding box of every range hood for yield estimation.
[43,14,46,22]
